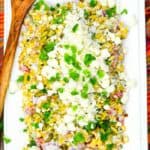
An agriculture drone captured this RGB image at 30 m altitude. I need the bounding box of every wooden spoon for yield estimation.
[0,0,35,118]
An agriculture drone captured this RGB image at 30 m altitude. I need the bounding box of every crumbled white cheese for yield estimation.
[37,82,44,90]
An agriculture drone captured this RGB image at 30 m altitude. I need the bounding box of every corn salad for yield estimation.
[17,0,129,149]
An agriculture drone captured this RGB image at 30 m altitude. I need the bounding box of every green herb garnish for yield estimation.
[121,9,128,15]
[44,42,56,52]
[3,136,11,144]
[28,140,36,147]
[17,75,24,83]
[70,45,77,53]
[40,88,48,94]
[64,44,70,49]
[34,0,49,10]
[100,91,108,98]
[64,53,75,65]
[84,121,97,131]
[105,58,111,65]
[19,118,24,122]
[100,132,109,142]
[43,111,51,122]
[30,84,37,90]
[81,84,89,98]
[97,69,105,78]
[72,24,79,32]
[42,102,50,109]
[71,105,78,112]
[84,54,96,66]
[63,77,69,83]
[69,69,80,81]
[32,122,39,129]
[58,88,64,93]
[53,16,64,24]
[71,89,79,95]
[73,132,85,145]
[50,6,55,11]
[83,69,91,77]
[84,10,90,19]
[89,0,97,7]
[106,6,117,18]
[107,144,114,150]
[39,50,49,61]
[90,77,97,85]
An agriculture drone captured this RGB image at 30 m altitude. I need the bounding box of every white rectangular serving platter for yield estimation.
[4,0,147,149]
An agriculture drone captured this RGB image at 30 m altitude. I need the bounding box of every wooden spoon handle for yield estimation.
[0,0,34,118]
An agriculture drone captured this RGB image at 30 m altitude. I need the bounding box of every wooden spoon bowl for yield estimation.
[0,0,35,118]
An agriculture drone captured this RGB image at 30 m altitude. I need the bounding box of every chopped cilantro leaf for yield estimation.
[42,102,50,109]
[27,75,30,81]
[72,24,79,32]
[64,53,75,65]
[50,6,55,11]
[97,69,105,78]
[32,122,39,128]
[71,89,79,95]
[73,132,85,145]
[81,84,89,99]
[121,9,128,15]
[100,91,108,98]
[64,44,70,49]
[105,58,111,65]
[44,42,55,52]
[34,0,44,10]
[40,88,48,94]
[71,105,78,112]
[84,54,96,66]
[72,61,81,70]
[34,0,49,10]
[84,121,97,131]
[89,0,97,7]
[56,3,60,7]
[53,16,64,24]
[70,45,77,53]
[56,73,61,81]
[58,88,64,93]
[17,75,24,83]
[84,9,90,19]
[49,76,56,82]
[107,144,114,150]
[83,69,91,77]
[100,132,109,142]
[30,84,37,90]
[43,111,51,122]
[63,77,69,83]
[3,136,11,144]
[90,77,97,85]
[28,140,36,147]
[69,69,80,81]
[19,118,24,122]
[39,50,49,61]
[49,73,61,82]
[106,6,117,18]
